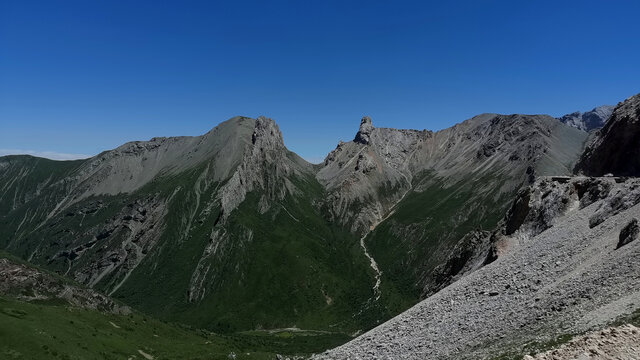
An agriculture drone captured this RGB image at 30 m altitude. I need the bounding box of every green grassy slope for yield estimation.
[0,156,85,251]
[0,155,84,217]
[367,171,516,313]
[0,296,351,360]
[114,172,379,333]
[0,250,351,359]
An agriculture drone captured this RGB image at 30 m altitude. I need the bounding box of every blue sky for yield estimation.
[1,1,639,162]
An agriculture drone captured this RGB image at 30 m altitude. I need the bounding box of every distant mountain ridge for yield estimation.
[558,105,614,132]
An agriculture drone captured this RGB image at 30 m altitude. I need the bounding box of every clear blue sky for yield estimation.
[1,0,639,162]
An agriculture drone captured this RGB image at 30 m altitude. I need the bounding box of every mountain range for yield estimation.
[1,94,639,359]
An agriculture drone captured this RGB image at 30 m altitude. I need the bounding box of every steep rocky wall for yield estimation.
[576,93,640,176]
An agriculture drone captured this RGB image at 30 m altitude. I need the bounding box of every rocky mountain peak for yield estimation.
[252,116,285,148]
[354,116,374,144]
[558,105,614,132]
[217,116,306,220]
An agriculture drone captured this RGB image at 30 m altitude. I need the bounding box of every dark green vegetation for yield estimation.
[0,296,350,360]
[113,171,377,333]
[0,154,378,333]
[367,171,515,311]
[0,155,84,219]
[0,251,351,359]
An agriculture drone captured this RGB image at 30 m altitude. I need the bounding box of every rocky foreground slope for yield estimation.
[525,324,640,360]
[315,176,640,359]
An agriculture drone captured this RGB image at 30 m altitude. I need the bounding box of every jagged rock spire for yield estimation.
[252,116,284,147]
[354,116,374,144]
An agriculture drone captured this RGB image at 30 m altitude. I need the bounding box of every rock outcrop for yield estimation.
[576,93,640,176]
[354,116,374,144]
[618,218,639,249]
[0,257,130,314]
[217,116,311,220]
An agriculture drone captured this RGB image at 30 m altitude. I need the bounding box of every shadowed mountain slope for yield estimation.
[576,93,640,176]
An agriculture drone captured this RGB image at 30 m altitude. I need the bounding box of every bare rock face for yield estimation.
[218,116,308,220]
[354,116,374,144]
[576,93,640,176]
[504,177,597,238]
[558,105,614,132]
[0,257,130,314]
[589,182,640,228]
[500,176,640,237]
[617,218,639,249]
[317,117,429,234]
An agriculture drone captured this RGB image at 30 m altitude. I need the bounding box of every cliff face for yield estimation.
[576,93,640,176]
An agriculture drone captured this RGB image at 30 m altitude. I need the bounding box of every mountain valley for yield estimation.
[1,93,639,359]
